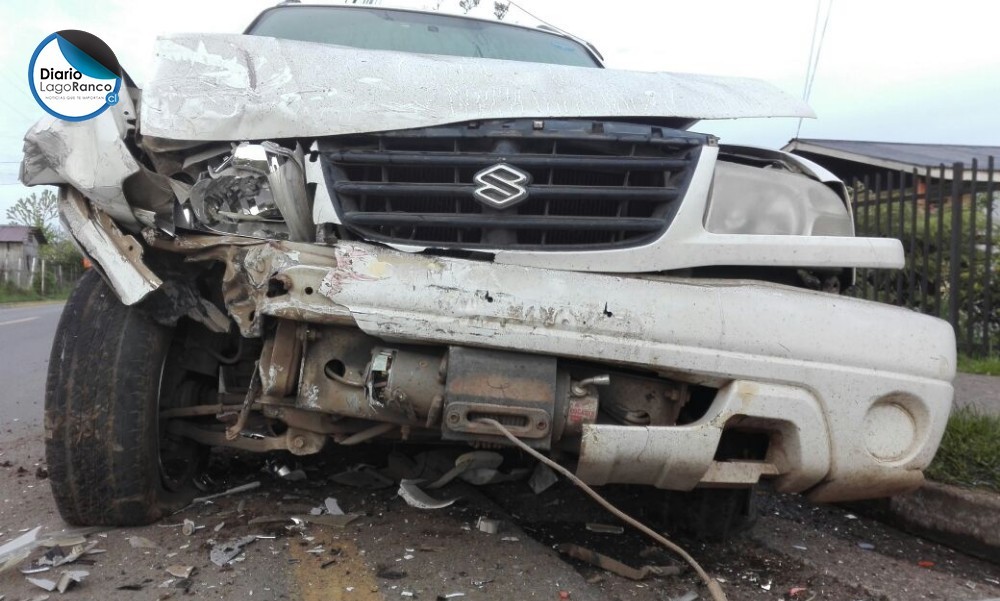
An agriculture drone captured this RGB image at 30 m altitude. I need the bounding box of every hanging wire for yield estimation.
[795,0,834,139]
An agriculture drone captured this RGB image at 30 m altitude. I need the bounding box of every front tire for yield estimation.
[45,270,200,526]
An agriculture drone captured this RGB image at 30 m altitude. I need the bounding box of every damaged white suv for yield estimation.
[23,4,955,533]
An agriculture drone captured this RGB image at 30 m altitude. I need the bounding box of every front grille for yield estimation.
[318,119,707,250]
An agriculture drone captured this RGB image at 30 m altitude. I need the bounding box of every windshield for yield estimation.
[246,6,600,68]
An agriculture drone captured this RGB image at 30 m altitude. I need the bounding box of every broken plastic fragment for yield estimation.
[182,519,196,536]
[274,464,307,481]
[325,497,345,515]
[0,526,42,574]
[529,463,559,494]
[56,570,88,593]
[166,565,195,578]
[398,480,457,510]
[128,536,159,549]
[585,523,624,535]
[26,576,57,591]
[476,517,500,534]
[210,535,258,566]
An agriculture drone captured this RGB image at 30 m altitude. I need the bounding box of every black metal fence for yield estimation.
[849,157,998,356]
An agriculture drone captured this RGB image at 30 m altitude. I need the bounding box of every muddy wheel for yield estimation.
[45,270,203,526]
[661,487,759,542]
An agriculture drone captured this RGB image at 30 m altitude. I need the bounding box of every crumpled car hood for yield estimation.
[141,34,814,142]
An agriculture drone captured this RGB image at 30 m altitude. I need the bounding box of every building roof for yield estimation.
[782,139,1000,181]
[0,225,47,245]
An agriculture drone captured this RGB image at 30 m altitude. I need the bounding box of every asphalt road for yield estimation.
[0,301,63,438]
[1,300,998,601]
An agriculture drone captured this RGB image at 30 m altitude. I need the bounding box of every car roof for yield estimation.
[244,2,604,64]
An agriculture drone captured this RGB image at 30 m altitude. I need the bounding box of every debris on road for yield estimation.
[476,517,501,534]
[857,542,876,551]
[128,536,158,549]
[190,481,261,505]
[556,543,681,581]
[26,576,57,591]
[330,465,394,489]
[427,451,503,489]
[398,479,457,509]
[324,497,344,515]
[182,519,197,536]
[585,523,624,535]
[166,565,195,578]
[529,463,558,494]
[295,513,362,529]
[56,570,88,593]
[271,462,307,482]
[668,591,698,601]
[0,526,42,574]
[210,535,258,567]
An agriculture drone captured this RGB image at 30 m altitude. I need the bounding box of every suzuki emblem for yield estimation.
[472,163,531,209]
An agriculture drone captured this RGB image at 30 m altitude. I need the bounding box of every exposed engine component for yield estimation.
[252,322,696,451]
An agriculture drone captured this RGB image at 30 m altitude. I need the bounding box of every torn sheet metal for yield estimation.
[141,34,813,143]
[21,100,175,231]
[59,188,162,305]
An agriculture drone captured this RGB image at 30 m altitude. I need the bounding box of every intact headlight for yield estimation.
[704,161,853,236]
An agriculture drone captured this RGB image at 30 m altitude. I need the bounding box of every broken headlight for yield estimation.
[187,142,313,241]
[704,161,853,237]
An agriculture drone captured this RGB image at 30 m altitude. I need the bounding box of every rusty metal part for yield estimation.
[597,373,689,426]
[297,327,444,426]
[425,395,444,428]
[259,320,303,397]
[556,543,681,581]
[366,347,446,417]
[226,363,261,440]
[571,374,610,397]
[169,421,292,452]
[562,391,599,438]
[444,402,550,439]
[285,427,327,455]
[442,348,556,449]
[258,404,356,434]
[335,422,398,446]
[160,403,248,418]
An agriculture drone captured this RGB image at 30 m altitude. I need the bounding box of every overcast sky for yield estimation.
[1,0,998,219]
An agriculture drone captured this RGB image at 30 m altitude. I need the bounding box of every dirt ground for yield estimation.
[2,420,999,601]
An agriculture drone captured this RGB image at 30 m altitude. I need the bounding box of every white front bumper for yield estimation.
[239,241,955,502]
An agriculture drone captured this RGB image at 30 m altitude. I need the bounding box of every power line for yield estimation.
[795,0,834,139]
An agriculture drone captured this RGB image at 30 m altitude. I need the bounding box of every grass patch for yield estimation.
[0,282,70,305]
[957,354,1000,376]
[926,407,1000,492]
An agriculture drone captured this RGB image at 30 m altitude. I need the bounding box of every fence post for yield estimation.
[968,160,978,351]
[949,163,963,347]
[986,156,995,356]
[41,259,46,297]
